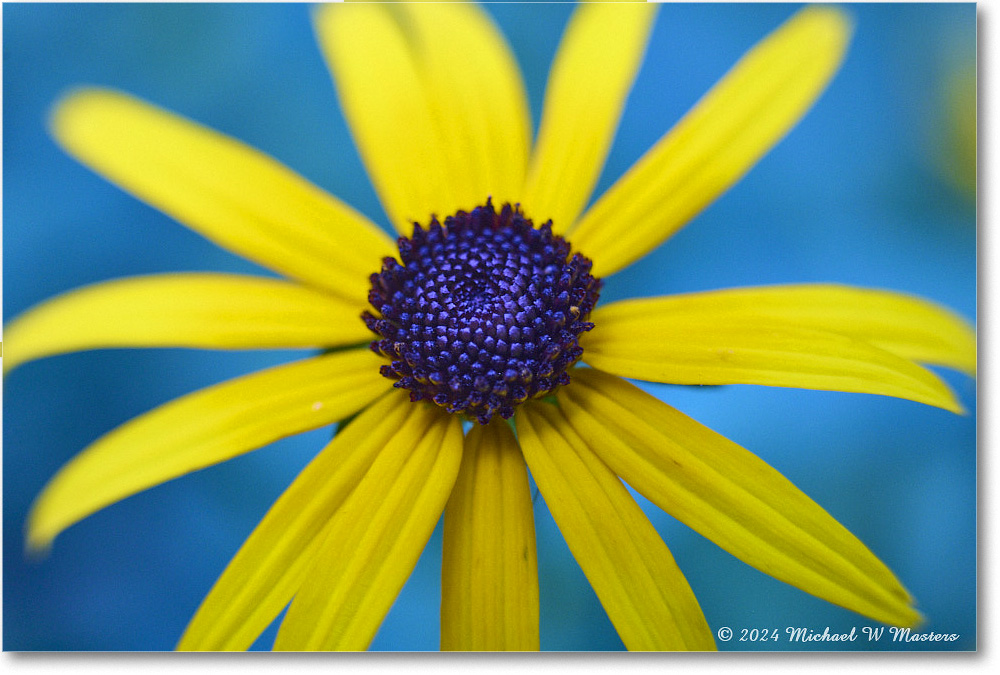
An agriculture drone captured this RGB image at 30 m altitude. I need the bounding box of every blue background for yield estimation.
[3,2,976,651]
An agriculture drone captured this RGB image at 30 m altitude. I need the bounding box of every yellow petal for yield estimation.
[570,7,852,276]
[3,273,372,373]
[314,2,529,231]
[584,309,964,413]
[50,88,393,301]
[516,402,715,651]
[593,285,976,376]
[559,369,922,627]
[393,2,531,211]
[178,390,421,651]
[273,405,463,651]
[441,421,539,651]
[28,349,390,553]
[522,1,657,233]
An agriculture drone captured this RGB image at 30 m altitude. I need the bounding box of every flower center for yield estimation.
[363,199,603,424]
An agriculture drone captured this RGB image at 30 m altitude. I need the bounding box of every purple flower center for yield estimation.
[363,200,603,424]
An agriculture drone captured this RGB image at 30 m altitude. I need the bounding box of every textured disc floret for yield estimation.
[364,200,603,424]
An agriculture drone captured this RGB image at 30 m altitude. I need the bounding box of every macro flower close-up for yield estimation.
[2,1,976,651]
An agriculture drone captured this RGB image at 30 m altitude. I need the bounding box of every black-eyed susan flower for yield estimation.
[3,1,976,652]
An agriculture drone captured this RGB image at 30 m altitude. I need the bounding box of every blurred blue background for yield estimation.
[3,2,976,651]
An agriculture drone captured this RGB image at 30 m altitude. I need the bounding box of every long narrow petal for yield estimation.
[583,310,964,413]
[315,3,529,232]
[516,402,715,651]
[393,2,531,211]
[314,2,449,230]
[50,88,394,301]
[441,421,539,651]
[273,405,463,650]
[522,1,657,233]
[178,390,421,651]
[570,7,852,275]
[3,273,372,373]
[594,285,977,376]
[559,369,921,627]
[28,349,390,553]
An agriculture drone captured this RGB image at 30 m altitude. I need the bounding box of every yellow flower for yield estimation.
[3,2,975,652]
